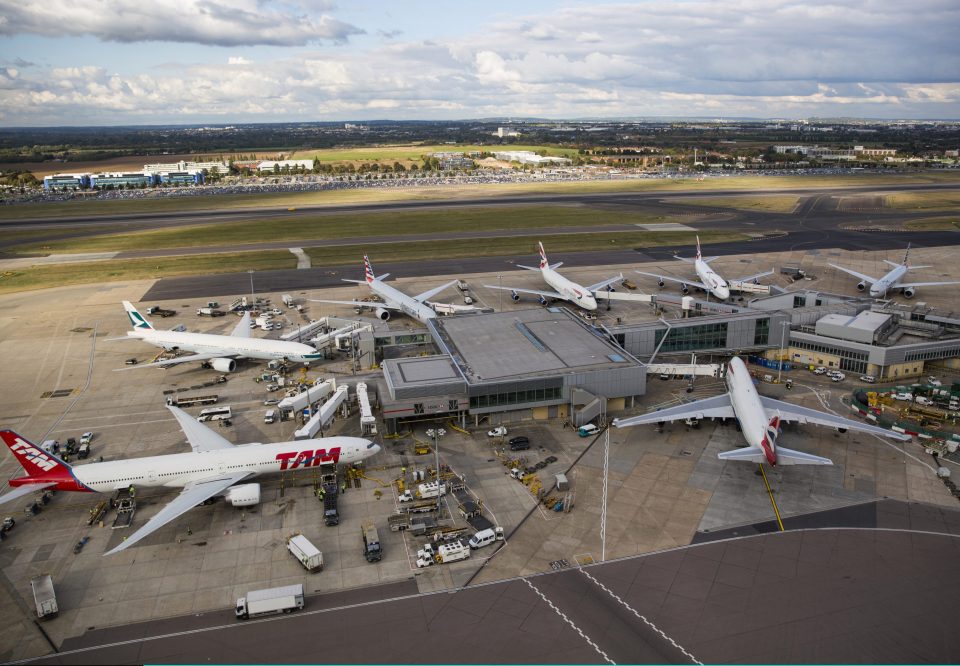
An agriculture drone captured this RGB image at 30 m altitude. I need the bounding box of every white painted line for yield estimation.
[522,578,616,665]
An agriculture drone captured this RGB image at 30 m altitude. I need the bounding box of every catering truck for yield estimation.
[235,584,304,620]
[286,534,323,572]
[30,574,58,619]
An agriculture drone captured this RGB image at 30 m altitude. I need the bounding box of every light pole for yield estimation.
[425,427,446,509]
[497,274,503,312]
[777,321,789,384]
[247,270,255,306]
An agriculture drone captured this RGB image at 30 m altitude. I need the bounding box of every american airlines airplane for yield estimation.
[828,244,960,298]
[484,242,622,311]
[635,236,773,300]
[118,301,324,372]
[311,255,458,323]
[0,406,380,555]
[613,357,909,466]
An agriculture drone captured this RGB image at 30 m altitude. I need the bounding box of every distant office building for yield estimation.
[257,159,314,172]
[160,171,204,185]
[143,160,228,175]
[429,152,475,169]
[42,174,90,190]
[89,172,157,189]
[497,127,521,138]
[493,151,571,166]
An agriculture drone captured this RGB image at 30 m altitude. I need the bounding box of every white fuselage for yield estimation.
[129,329,323,364]
[71,437,378,492]
[695,258,731,300]
[724,357,778,464]
[370,280,437,322]
[542,267,598,311]
[869,264,908,298]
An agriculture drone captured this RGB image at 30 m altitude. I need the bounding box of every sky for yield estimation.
[0,0,958,126]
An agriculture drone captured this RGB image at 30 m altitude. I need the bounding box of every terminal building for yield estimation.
[42,174,90,190]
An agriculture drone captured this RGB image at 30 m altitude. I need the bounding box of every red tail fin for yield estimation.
[695,235,702,261]
[1,431,69,478]
[363,255,375,283]
[539,242,548,270]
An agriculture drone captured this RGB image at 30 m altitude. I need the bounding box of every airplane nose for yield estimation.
[718,287,730,300]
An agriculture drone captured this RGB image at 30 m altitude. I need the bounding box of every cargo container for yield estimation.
[235,584,304,620]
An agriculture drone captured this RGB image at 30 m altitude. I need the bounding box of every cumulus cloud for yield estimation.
[0,0,363,46]
[228,57,252,66]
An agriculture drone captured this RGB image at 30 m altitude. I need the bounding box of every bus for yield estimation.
[198,406,232,422]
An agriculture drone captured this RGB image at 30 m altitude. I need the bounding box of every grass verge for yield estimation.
[903,216,960,231]
[885,190,960,211]
[669,195,800,213]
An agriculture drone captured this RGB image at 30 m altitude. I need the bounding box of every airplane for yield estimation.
[0,406,380,555]
[613,356,909,466]
[117,301,324,372]
[827,244,960,298]
[635,236,773,300]
[483,242,622,311]
[311,255,458,323]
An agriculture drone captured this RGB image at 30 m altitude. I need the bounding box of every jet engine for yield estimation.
[225,483,260,507]
[375,307,391,321]
[211,358,236,373]
[538,295,548,306]
[680,283,689,294]
[511,290,520,302]
[902,287,915,299]
[837,427,848,434]
[856,281,867,292]
[657,278,665,288]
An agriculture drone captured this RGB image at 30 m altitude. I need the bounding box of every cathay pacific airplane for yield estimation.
[614,357,909,466]
[635,236,773,300]
[118,301,324,372]
[828,244,960,298]
[311,255,457,323]
[0,407,379,555]
[484,242,622,311]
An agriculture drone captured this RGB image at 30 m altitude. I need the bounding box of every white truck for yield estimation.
[283,294,296,307]
[398,481,446,503]
[235,584,304,620]
[286,533,323,572]
[416,541,471,567]
[30,574,58,619]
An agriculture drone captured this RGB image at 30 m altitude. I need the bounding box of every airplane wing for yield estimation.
[586,274,625,293]
[894,280,960,289]
[0,482,56,506]
[884,260,932,269]
[827,263,878,284]
[104,472,252,555]
[413,279,460,303]
[635,271,709,291]
[482,284,564,300]
[231,312,252,338]
[758,396,910,441]
[114,352,227,371]
[731,269,774,284]
[310,298,401,311]
[167,405,235,453]
[613,394,735,428]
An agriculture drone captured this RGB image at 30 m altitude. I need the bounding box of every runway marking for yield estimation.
[578,568,702,665]
[522,578,616,665]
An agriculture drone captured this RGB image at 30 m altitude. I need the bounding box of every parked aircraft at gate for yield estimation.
[635,236,772,300]
[311,255,457,323]
[0,407,379,554]
[828,244,960,298]
[613,357,909,466]
[484,242,622,311]
[117,302,324,372]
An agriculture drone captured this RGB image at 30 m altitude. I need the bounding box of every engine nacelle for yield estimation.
[375,307,391,321]
[225,483,260,507]
[680,283,689,294]
[657,278,665,288]
[837,427,848,434]
[211,358,236,373]
[538,295,548,305]
[856,281,867,292]
[902,287,915,299]
[511,290,520,302]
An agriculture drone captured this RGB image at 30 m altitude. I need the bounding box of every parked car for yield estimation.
[79,432,93,445]
[263,398,279,406]
[813,366,827,375]
[830,373,846,382]
[487,426,508,437]
[859,375,877,383]
[124,358,138,365]
[508,436,530,451]
[927,377,943,387]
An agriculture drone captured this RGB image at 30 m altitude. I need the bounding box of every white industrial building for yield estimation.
[493,151,571,166]
[257,160,314,172]
[142,160,229,175]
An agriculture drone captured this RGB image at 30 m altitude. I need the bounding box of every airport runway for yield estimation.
[31,500,960,665]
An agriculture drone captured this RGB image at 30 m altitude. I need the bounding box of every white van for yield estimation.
[264,410,276,424]
[468,527,504,550]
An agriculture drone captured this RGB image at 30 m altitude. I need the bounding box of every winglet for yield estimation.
[538,242,548,270]
[363,255,376,284]
[123,301,154,331]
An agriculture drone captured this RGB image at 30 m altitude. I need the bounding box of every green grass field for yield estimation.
[288,143,580,162]
[885,190,960,211]
[670,195,800,213]
[12,206,692,254]
[904,216,960,231]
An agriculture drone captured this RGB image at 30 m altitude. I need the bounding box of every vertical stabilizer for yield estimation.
[363,255,376,284]
[0,430,81,489]
[123,301,154,331]
[695,235,702,261]
[903,243,911,267]
[538,242,549,270]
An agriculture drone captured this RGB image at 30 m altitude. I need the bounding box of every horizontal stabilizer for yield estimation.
[0,482,56,506]
[717,447,766,463]
[775,446,833,466]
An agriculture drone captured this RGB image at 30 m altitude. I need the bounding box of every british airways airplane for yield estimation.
[635,236,772,300]
[614,357,909,466]
[311,255,458,323]
[484,242,622,311]
[0,407,379,555]
[828,244,960,298]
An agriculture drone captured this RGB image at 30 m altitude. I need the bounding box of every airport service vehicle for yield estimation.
[117,301,324,372]
[30,574,58,619]
[468,527,504,549]
[0,408,379,556]
[166,394,218,408]
[196,307,225,317]
[361,521,382,562]
[79,432,93,446]
[323,493,340,526]
[264,410,276,424]
[577,424,599,437]
[398,481,446,502]
[311,255,458,323]
[197,406,232,422]
[484,242,621,312]
[487,426,508,437]
[286,533,324,572]
[860,375,877,383]
[636,236,773,301]
[828,244,960,298]
[236,584,304,620]
[509,436,530,451]
[283,294,295,307]
[814,367,828,375]
[613,356,910,466]
[145,306,175,317]
[830,372,847,382]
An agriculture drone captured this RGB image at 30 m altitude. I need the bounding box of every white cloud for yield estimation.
[228,57,252,66]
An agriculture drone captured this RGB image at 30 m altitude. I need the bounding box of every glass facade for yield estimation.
[753,318,770,345]
[469,386,562,409]
[655,322,729,353]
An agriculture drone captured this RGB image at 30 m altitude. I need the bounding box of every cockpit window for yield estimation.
[367,442,377,449]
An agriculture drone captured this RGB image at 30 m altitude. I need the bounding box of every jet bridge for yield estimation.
[356,382,377,435]
[294,385,349,440]
[278,379,335,414]
[645,363,724,378]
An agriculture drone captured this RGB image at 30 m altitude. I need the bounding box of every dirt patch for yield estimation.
[836,195,887,211]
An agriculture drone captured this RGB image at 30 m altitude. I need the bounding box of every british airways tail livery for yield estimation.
[484,242,622,311]
[0,407,380,555]
[828,244,960,298]
[311,255,458,323]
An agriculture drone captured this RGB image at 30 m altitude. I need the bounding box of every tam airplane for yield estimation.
[0,406,380,555]
[311,255,458,323]
[613,357,909,466]
[635,236,773,300]
[484,242,622,311]
[828,244,960,298]
[117,302,324,372]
